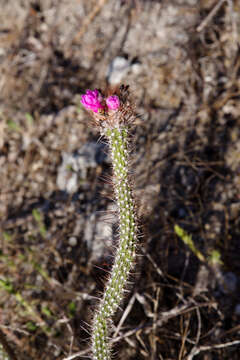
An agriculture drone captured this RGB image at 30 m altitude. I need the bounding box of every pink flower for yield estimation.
[106,95,120,111]
[81,89,104,113]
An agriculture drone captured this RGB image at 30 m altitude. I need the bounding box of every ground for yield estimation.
[0,0,240,359]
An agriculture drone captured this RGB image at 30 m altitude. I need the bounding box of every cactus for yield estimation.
[81,85,138,360]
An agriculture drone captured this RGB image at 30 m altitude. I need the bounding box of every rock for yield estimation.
[107,56,141,85]
[68,236,77,247]
[219,272,238,294]
[234,304,240,316]
[84,204,118,261]
[56,142,107,193]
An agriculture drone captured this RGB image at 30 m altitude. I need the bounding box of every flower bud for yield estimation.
[81,89,104,113]
[106,95,120,111]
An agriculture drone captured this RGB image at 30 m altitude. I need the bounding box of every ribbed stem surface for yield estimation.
[92,126,137,360]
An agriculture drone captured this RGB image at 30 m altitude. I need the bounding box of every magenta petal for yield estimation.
[106,95,120,110]
[81,89,103,112]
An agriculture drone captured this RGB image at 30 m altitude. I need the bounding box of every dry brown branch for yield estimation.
[73,0,109,43]
[113,293,136,338]
[0,328,18,360]
[63,301,214,360]
[197,0,227,32]
[187,339,240,360]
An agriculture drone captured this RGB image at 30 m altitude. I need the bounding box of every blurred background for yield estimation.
[0,0,240,359]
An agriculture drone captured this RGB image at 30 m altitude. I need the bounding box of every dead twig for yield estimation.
[73,0,108,43]
[187,339,240,360]
[0,328,18,360]
[113,293,136,338]
[197,0,226,32]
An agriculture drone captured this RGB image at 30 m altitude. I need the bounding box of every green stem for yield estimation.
[92,126,137,360]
